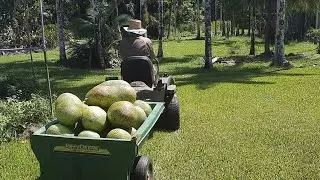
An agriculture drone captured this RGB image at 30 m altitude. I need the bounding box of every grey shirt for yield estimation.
[119,35,157,64]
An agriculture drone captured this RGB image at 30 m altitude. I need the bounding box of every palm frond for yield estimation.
[69,18,95,38]
[115,14,132,27]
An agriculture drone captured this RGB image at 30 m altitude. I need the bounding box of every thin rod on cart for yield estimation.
[40,0,54,118]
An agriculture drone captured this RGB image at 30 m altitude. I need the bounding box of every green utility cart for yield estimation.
[31,102,165,180]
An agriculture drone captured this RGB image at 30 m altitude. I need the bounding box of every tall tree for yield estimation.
[221,1,225,36]
[56,0,67,62]
[94,0,106,68]
[264,0,272,56]
[204,0,212,69]
[272,0,289,67]
[316,7,320,28]
[167,0,173,38]
[249,0,256,55]
[157,0,164,58]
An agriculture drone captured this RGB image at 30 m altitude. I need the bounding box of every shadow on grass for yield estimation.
[160,54,202,65]
[162,55,317,90]
[0,60,119,97]
[1,55,318,93]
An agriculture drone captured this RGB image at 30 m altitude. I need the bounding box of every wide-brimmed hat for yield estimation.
[123,19,147,35]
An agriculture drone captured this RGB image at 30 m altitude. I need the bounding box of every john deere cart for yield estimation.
[30,56,180,180]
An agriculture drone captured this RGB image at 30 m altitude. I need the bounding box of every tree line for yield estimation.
[0,0,319,69]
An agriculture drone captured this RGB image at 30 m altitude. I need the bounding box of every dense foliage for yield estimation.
[0,94,52,143]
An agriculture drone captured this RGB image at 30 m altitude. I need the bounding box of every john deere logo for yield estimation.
[54,144,110,155]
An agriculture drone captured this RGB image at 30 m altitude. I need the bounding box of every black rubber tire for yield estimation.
[157,94,180,131]
[131,156,153,180]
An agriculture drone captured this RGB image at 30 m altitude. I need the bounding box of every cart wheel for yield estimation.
[131,156,153,180]
[157,94,180,131]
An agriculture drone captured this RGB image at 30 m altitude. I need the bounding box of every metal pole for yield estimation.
[40,0,54,118]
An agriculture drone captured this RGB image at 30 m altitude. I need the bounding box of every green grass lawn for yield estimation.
[1,37,320,179]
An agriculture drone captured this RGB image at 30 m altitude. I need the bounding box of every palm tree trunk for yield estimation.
[316,9,320,28]
[214,21,218,35]
[273,0,287,66]
[167,0,173,39]
[114,0,121,40]
[248,5,251,36]
[231,12,235,36]
[226,21,230,39]
[236,24,240,36]
[220,1,224,36]
[204,0,212,70]
[157,0,164,58]
[97,18,106,69]
[174,0,178,38]
[249,0,256,55]
[56,0,67,62]
[196,0,201,39]
[241,28,245,35]
[264,0,272,56]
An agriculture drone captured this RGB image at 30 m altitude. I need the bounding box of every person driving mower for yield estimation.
[119,19,159,86]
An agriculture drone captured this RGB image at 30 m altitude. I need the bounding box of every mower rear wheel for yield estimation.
[158,94,180,131]
[131,156,153,180]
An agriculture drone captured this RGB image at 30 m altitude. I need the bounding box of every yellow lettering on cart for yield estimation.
[54,144,110,155]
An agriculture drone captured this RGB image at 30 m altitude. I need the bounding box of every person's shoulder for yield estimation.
[139,36,152,43]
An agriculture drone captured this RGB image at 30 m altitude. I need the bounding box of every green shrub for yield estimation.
[0,74,41,100]
[306,29,320,42]
[0,94,52,143]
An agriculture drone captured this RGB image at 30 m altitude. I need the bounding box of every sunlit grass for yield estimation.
[0,37,320,179]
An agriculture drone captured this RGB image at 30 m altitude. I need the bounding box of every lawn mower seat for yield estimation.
[121,56,155,88]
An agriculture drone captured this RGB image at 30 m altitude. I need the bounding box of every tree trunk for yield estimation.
[114,0,121,39]
[241,28,245,35]
[196,0,201,39]
[174,0,178,38]
[97,18,106,69]
[167,0,173,39]
[204,0,212,69]
[226,21,230,39]
[92,0,105,69]
[249,0,256,55]
[56,0,67,62]
[273,0,287,66]
[264,0,272,56]
[157,0,164,58]
[214,0,217,35]
[231,12,235,36]
[248,5,251,36]
[316,9,320,28]
[221,1,225,36]
[214,21,218,35]
[236,24,240,36]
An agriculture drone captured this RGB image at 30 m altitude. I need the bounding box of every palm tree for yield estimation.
[204,0,212,69]
[316,8,319,28]
[272,0,290,67]
[56,0,67,62]
[249,0,256,55]
[68,0,129,69]
[157,0,164,58]
[167,0,173,39]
